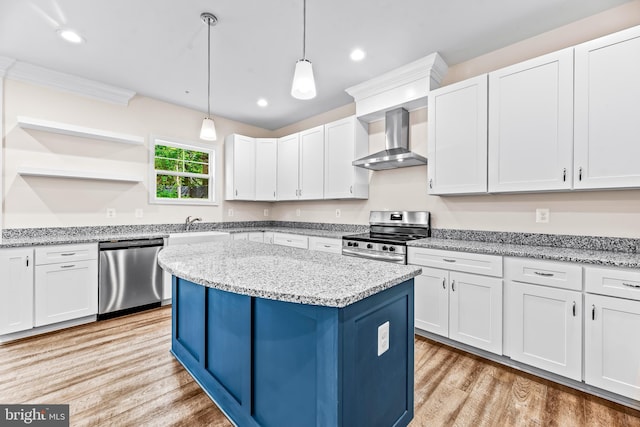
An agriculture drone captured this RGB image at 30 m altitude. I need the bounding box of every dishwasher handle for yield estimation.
[99,238,165,250]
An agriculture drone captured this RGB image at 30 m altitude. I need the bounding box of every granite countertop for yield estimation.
[0,227,351,248]
[158,240,421,308]
[408,238,640,268]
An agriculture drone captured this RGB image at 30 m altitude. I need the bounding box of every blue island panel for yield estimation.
[171,276,414,427]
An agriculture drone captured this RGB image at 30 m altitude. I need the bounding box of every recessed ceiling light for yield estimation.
[350,48,366,61]
[56,28,85,44]
[257,98,268,107]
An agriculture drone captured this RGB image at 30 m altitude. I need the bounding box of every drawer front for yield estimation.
[407,247,502,277]
[273,233,309,249]
[504,257,582,291]
[35,243,98,265]
[248,232,264,243]
[585,266,640,301]
[308,237,342,254]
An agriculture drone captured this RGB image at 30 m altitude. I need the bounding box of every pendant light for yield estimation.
[200,12,218,141]
[291,0,316,100]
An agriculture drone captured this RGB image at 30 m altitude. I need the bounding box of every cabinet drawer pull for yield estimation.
[534,271,554,277]
[442,279,446,290]
[60,264,76,269]
[61,253,76,256]
[622,282,640,289]
[592,304,596,321]
[442,258,456,263]
[323,245,332,248]
[572,301,576,317]
[451,280,456,292]
[563,168,567,182]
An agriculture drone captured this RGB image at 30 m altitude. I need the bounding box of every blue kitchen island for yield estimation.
[158,240,421,427]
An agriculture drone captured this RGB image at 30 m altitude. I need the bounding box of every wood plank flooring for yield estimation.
[1,306,639,426]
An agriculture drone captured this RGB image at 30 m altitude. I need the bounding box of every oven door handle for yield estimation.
[342,248,405,263]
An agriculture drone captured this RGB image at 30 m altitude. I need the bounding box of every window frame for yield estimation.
[149,135,217,206]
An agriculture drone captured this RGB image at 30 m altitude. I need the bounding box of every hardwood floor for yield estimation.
[1,306,638,426]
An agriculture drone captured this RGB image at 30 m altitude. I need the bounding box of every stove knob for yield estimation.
[389,246,396,252]
[353,242,359,247]
[347,242,353,247]
[382,245,388,251]
[366,243,373,249]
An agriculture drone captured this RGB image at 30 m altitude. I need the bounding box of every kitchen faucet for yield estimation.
[185,216,202,231]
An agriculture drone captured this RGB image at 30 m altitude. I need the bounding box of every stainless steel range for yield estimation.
[342,211,430,264]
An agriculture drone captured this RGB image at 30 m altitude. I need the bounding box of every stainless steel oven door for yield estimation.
[342,248,406,264]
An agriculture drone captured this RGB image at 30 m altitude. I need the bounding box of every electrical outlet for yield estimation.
[296,208,301,217]
[106,208,116,218]
[264,209,269,217]
[335,209,341,218]
[228,208,234,217]
[377,321,390,356]
[536,208,550,223]
[135,208,143,218]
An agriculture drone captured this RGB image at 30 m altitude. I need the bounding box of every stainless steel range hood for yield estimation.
[352,108,427,171]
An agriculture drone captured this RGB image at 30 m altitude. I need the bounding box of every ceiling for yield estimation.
[0,0,632,130]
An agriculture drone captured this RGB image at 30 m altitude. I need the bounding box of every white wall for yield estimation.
[3,79,273,228]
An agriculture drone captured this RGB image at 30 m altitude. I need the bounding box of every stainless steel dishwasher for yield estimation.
[98,238,164,320]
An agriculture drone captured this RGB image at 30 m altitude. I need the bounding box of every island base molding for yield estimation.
[171,277,415,427]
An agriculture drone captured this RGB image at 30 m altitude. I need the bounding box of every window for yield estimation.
[150,137,216,205]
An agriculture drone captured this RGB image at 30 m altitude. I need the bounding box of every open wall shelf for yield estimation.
[17,167,143,183]
[17,116,144,146]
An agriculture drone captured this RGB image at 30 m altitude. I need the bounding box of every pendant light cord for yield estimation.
[302,0,306,60]
[207,17,211,118]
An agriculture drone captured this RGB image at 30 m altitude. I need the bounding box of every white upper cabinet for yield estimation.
[255,138,277,201]
[488,48,574,192]
[574,26,640,189]
[299,125,325,200]
[428,74,488,195]
[225,134,256,200]
[324,116,369,199]
[277,133,301,200]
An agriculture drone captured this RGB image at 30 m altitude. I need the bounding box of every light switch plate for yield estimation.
[263,209,269,217]
[377,321,390,356]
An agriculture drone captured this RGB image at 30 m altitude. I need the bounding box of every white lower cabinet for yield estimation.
[272,233,308,249]
[0,248,34,335]
[410,248,503,355]
[233,233,249,240]
[308,236,341,254]
[34,243,98,327]
[584,265,640,399]
[248,232,264,243]
[263,232,274,244]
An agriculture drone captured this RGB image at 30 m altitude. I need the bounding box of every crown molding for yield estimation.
[2,59,135,105]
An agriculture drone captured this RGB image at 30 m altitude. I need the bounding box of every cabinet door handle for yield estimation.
[350,185,353,194]
[235,189,238,196]
[61,253,76,256]
[622,282,640,289]
[578,167,583,181]
[442,279,446,290]
[443,258,456,263]
[273,191,276,198]
[26,256,29,267]
[299,189,302,197]
[563,168,567,182]
[323,245,332,248]
[60,264,76,269]
[429,179,433,189]
[592,304,596,321]
[572,301,576,317]
[451,280,455,292]
[534,271,554,277]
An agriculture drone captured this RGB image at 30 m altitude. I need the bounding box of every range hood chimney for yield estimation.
[352,108,426,170]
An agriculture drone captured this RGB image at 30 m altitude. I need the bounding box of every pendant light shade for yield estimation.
[200,117,217,141]
[291,0,316,100]
[291,59,316,99]
[200,12,218,141]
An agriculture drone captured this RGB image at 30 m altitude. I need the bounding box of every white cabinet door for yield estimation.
[488,48,573,192]
[248,232,264,243]
[574,26,640,189]
[508,282,582,380]
[299,125,324,200]
[255,138,277,201]
[414,267,449,337]
[449,271,503,354]
[0,248,34,335]
[277,133,300,200]
[428,74,488,194]
[225,134,256,200]
[324,116,369,199]
[34,260,98,326]
[585,293,640,399]
[263,232,274,244]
